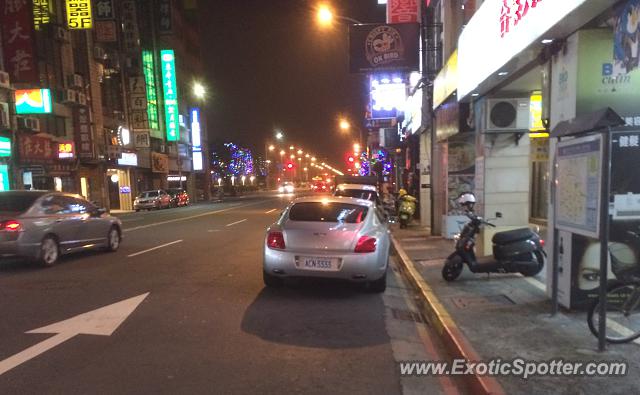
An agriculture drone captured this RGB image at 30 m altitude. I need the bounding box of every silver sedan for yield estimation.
[0,191,122,266]
[263,196,390,292]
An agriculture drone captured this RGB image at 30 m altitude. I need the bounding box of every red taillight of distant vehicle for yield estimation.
[354,236,377,253]
[267,231,285,250]
[540,239,545,248]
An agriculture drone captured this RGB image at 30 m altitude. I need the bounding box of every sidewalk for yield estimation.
[391,225,640,395]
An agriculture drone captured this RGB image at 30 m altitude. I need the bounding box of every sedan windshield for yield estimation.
[288,202,368,224]
[335,189,378,202]
[140,191,159,198]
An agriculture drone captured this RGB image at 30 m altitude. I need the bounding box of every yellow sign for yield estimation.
[33,0,51,31]
[433,50,458,109]
[529,91,545,132]
[66,0,92,29]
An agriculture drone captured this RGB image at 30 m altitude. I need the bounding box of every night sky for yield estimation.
[198,0,386,164]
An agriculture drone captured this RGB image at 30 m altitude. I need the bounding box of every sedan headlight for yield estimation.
[278,187,285,193]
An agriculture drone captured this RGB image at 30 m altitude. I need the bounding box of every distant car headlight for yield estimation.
[285,186,294,193]
[278,186,285,193]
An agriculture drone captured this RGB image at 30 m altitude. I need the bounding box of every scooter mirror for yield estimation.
[496,212,503,218]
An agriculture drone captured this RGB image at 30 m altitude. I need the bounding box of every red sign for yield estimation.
[74,106,94,159]
[58,141,75,159]
[18,134,55,162]
[0,0,39,83]
[387,0,420,23]
[95,20,117,42]
[500,0,542,38]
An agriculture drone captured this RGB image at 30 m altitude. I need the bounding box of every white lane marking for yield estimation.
[265,209,277,214]
[226,219,247,227]
[127,240,183,258]
[0,293,149,376]
[208,229,221,233]
[123,200,271,233]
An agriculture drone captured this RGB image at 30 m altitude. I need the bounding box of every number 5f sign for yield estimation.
[66,0,93,29]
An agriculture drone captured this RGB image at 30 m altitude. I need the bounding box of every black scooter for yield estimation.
[442,212,546,282]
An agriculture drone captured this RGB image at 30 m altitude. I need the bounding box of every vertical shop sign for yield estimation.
[0,0,39,83]
[157,0,172,34]
[65,0,93,29]
[142,50,160,134]
[387,0,419,23]
[74,106,94,159]
[160,49,179,141]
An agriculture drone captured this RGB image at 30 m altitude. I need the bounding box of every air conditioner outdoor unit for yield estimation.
[18,117,41,131]
[93,46,106,61]
[486,98,530,132]
[26,118,40,131]
[55,27,70,42]
[67,74,83,89]
[62,89,77,104]
[76,93,87,106]
[0,70,9,89]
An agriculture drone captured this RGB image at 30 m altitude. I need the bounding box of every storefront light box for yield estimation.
[15,89,52,114]
[118,152,138,166]
[370,75,406,119]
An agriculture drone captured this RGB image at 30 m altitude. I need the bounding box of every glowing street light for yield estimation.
[297,149,303,155]
[317,4,334,26]
[275,131,284,140]
[193,82,206,99]
[339,119,350,131]
[268,144,275,151]
[289,145,295,150]
[279,150,286,156]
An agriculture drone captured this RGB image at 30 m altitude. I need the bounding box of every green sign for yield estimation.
[0,136,11,157]
[0,165,9,191]
[142,50,160,135]
[15,89,52,114]
[160,49,179,141]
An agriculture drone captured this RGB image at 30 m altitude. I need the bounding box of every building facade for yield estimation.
[0,0,208,209]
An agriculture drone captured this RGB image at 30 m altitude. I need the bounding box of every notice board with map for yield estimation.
[556,134,603,238]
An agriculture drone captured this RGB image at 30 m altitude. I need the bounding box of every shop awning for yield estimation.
[551,108,625,139]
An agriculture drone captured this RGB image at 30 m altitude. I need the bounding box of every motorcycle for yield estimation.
[398,194,417,229]
[442,212,546,281]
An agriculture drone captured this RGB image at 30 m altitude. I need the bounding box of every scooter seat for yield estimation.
[492,228,535,245]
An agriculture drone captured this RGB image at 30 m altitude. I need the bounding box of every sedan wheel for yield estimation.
[40,236,59,267]
[106,227,120,252]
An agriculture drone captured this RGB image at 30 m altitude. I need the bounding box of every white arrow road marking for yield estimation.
[265,209,277,214]
[127,240,183,258]
[0,293,149,376]
[226,219,247,227]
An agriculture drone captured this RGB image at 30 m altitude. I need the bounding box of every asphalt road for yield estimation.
[0,194,461,395]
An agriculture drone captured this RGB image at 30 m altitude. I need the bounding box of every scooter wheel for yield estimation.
[442,256,464,282]
[519,251,545,277]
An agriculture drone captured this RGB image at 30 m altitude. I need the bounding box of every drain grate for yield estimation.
[451,294,516,309]
[391,308,428,324]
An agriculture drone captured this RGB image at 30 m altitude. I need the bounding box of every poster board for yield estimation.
[556,134,602,238]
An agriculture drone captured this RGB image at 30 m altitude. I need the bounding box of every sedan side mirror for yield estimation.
[94,207,108,217]
[496,212,503,218]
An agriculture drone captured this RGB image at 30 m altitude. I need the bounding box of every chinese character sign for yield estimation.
[387,0,419,23]
[94,0,114,20]
[33,0,51,30]
[0,0,39,83]
[18,134,55,162]
[500,0,542,38]
[161,49,179,141]
[157,0,172,33]
[142,50,160,134]
[66,0,92,29]
[74,106,94,159]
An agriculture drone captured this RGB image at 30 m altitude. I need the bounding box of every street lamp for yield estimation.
[193,82,206,100]
[268,144,275,151]
[275,131,284,140]
[316,4,363,26]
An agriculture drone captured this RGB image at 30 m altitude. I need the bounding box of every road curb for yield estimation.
[390,234,506,395]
